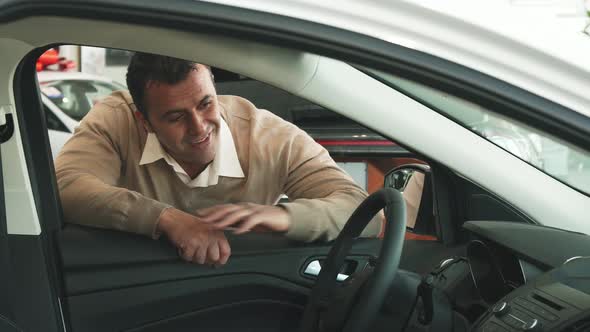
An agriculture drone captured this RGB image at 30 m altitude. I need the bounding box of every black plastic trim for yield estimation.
[0,126,18,328]
[464,221,590,269]
[12,46,69,331]
[5,236,64,331]
[13,46,63,230]
[0,114,14,143]
[59,225,382,295]
[431,163,457,245]
[125,299,302,332]
[0,316,21,332]
[66,275,306,332]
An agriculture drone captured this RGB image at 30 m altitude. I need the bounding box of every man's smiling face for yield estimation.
[141,64,220,171]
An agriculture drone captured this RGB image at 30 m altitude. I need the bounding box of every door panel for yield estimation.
[67,275,306,332]
[0,127,65,331]
[59,225,382,331]
[126,299,303,332]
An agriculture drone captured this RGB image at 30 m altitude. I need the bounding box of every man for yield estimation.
[55,53,382,266]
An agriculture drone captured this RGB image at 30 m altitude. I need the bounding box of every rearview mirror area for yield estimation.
[384,164,436,237]
[385,168,415,192]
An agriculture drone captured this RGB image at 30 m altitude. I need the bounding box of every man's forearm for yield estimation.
[58,172,170,236]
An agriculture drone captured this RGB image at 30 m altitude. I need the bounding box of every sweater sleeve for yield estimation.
[279,127,382,242]
[54,101,170,237]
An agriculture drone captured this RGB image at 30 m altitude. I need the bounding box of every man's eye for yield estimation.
[168,114,184,122]
[200,102,212,110]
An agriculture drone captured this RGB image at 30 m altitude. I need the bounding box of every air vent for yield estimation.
[532,293,564,311]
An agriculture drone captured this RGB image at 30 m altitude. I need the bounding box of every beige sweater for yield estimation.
[55,91,381,242]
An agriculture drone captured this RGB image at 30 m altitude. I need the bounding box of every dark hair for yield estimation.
[126,52,212,118]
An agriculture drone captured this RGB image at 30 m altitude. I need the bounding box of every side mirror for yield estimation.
[384,164,435,236]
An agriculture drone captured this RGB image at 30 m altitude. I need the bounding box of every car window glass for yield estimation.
[368,68,590,195]
[37,48,421,196]
[211,66,435,237]
[212,68,409,195]
[36,47,439,241]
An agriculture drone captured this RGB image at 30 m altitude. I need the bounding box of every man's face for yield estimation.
[141,65,220,168]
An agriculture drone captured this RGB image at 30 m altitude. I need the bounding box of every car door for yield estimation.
[57,225,382,332]
[8,52,385,332]
[0,7,445,332]
[6,49,386,332]
[2,7,390,332]
[0,105,65,330]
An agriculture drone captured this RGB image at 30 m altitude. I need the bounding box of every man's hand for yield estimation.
[197,203,291,234]
[156,208,231,265]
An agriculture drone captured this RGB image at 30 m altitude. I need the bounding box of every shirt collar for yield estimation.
[139,118,245,187]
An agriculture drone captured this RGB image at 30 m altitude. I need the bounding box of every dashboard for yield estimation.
[464,221,590,332]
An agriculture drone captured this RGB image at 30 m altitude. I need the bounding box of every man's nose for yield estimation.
[188,110,206,134]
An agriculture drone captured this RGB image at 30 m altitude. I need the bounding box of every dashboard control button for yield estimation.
[493,302,510,316]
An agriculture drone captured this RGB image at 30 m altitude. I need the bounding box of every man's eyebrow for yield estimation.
[160,95,213,118]
[161,109,185,119]
[198,95,212,106]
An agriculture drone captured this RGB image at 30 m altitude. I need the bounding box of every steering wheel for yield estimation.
[300,188,407,332]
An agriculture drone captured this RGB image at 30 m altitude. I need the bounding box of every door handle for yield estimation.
[303,260,349,281]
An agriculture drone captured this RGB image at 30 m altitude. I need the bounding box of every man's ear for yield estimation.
[134,111,153,133]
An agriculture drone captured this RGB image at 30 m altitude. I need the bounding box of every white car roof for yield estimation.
[204,0,590,117]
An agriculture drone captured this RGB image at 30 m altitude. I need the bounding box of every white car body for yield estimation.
[2,1,590,331]
[37,71,125,159]
[204,0,590,117]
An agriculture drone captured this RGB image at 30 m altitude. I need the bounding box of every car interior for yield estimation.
[2,9,590,332]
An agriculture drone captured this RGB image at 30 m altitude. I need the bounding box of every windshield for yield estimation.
[368,69,590,195]
[40,79,125,121]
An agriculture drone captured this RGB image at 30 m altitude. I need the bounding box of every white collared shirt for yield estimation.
[138,118,245,187]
